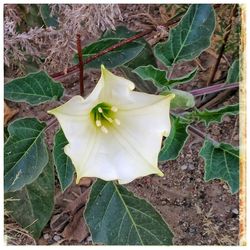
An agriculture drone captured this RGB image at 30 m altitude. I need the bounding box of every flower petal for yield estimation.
[64,128,162,184]
[48,95,96,151]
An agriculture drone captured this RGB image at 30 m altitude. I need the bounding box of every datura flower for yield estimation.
[48,65,174,184]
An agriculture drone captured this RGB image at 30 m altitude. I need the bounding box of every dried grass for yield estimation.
[4,4,123,75]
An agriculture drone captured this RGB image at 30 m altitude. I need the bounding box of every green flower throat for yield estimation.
[90,102,120,133]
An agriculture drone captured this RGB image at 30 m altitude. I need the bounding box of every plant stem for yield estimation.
[188,124,218,145]
[190,82,239,97]
[206,4,237,86]
[51,29,153,81]
[77,34,84,96]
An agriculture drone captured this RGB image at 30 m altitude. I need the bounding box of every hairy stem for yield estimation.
[190,82,239,97]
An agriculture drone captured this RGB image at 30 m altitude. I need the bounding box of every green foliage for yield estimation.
[154,4,215,66]
[159,117,189,161]
[39,4,59,28]
[163,89,195,109]
[200,140,239,194]
[226,59,240,83]
[53,129,75,191]
[73,38,145,69]
[104,26,158,93]
[4,71,64,105]
[4,118,48,193]
[85,179,173,245]
[133,65,197,89]
[5,156,55,238]
[185,104,239,126]
[17,5,45,32]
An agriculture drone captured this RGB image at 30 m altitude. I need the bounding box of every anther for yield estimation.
[98,107,103,113]
[101,126,108,134]
[96,120,102,127]
[111,106,118,112]
[114,118,121,125]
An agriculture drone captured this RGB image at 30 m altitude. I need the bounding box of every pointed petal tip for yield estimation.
[168,93,175,100]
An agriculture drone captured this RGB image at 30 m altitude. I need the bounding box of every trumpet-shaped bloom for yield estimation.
[48,65,174,184]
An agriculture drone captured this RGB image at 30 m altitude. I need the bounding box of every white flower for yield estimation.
[48,65,174,184]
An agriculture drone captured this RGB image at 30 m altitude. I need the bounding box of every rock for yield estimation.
[43,233,50,240]
[223,115,231,122]
[79,177,92,187]
[53,235,62,242]
[188,164,195,170]
[181,165,188,170]
[232,208,239,215]
[233,134,239,141]
[161,200,167,205]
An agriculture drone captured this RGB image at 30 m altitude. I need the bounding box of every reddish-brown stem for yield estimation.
[77,34,84,96]
[51,29,153,81]
[190,82,239,97]
[187,125,218,145]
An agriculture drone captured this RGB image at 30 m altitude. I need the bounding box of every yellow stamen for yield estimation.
[111,106,118,112]
[96,120,102,127]
[101,126,108,134]
[114,118,121,125]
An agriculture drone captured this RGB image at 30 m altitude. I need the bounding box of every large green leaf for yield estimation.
[163,89,195,109]
[5,156,55,239]
[133,65,197,89]
[226,59,240,83]
[200,140,239,194]
[53,129,75,191]
[85,179,173,245]
[154,4,215,66]
[4,118,48,192]
[73,38,145,69]
[159,117,189,161]
[185,104,239,126]
[104,26,158,93]
[4,71,64,105]
[119,65,157,93]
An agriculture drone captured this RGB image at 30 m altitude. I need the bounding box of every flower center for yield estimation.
[90,102,120,133]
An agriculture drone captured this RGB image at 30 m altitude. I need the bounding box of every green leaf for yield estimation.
[5,155,55,239]
[119,65,157,94]
[4,71,64,105]
[163,89,195,109]
[4,118,48,192]
[53,129,75,191]
[39,4,59,28]
[85,179,173,245]
[159,117,189,161]
[133,65,197,89]
[154,4,215,66]
[226,59,240,83]
[73,38,145,69]
[200,140,239,194]
[184,104,239,126]
[102,26,158,94]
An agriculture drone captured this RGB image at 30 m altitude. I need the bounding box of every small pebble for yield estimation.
[233,134,239,141]
[53,235,61,242]
[181,165,188,170]
[188,164,195,170]
[161,200,167,205]
[223,116,231,122]
[43,233,50,240]
[232,208,239,215]
[79,177,92,187]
